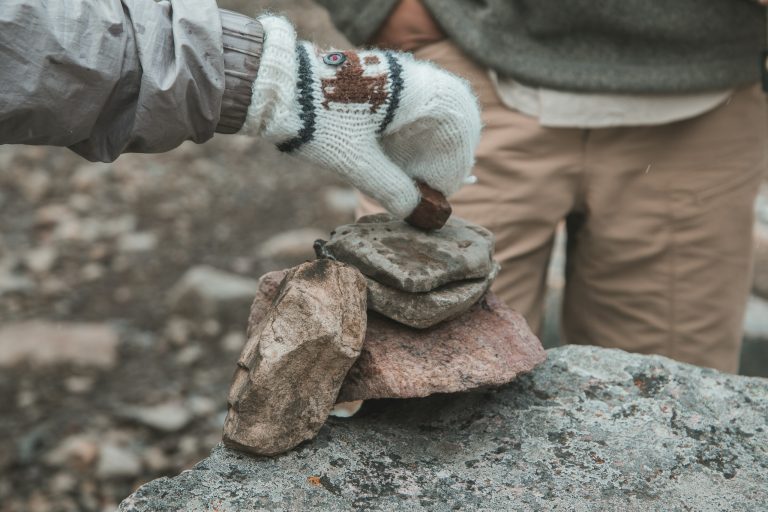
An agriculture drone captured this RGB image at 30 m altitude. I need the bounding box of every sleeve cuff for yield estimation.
[215,10,264,134]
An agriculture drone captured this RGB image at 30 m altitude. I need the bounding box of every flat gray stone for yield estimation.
[119,346,768,511]
[366,261,500,328]
[324,214,494,293]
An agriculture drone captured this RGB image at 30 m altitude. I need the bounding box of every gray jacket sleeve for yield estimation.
[0,0,261,162]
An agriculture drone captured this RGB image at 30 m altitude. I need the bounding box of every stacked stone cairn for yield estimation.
[323,213,501,329]
[222,214,546,456]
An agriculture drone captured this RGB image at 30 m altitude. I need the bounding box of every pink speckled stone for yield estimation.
[336,292,546,401]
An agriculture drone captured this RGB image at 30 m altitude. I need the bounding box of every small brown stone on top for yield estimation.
[405,181,452,231]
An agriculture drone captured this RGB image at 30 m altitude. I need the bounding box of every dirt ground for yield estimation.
[0,3,356,511]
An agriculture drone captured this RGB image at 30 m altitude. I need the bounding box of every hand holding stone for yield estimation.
[241,16,482,221]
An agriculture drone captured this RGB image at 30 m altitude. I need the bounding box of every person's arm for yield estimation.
[0,3,481,219]
[0,0,261,162]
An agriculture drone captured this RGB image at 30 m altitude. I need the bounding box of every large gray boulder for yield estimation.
[119,346,767,511]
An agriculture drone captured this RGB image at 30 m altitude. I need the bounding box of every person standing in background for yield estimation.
[317,0,768,373]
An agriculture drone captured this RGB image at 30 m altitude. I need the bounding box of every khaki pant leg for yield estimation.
[359,40,582,334]
[563,85,768,373]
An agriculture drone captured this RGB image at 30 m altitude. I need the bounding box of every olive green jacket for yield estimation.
[317,0,766,94]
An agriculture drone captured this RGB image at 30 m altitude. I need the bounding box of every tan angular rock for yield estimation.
[337,292,546,402]
[223,260,367,456]
[246,269,288,339]
[366,261,500,329]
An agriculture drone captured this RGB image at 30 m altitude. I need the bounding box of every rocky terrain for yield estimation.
[120,346,768,511]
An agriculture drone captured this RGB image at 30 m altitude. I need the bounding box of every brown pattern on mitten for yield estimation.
[321,51,389,113]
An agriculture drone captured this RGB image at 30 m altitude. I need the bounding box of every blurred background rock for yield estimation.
[0,2,765,511]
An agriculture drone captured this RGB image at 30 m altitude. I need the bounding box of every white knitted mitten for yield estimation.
[242,16,482,218]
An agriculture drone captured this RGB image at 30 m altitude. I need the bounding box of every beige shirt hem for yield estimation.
[489,71,733,128]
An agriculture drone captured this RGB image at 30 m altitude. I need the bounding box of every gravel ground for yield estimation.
[0,131,358,512]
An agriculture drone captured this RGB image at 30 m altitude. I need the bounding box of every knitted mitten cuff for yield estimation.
[242,16,302,142]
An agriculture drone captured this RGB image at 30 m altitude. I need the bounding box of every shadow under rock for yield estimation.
[329,376,550,433]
